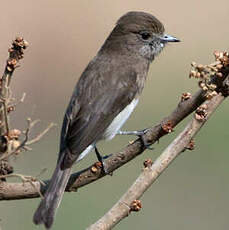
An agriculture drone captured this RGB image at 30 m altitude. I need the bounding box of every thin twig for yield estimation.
[10,92,26,108]
[0,118,33,161]
[26,122,56,145]
[2,94,9,135]
[0,37,28,137]
[0,119,55,161]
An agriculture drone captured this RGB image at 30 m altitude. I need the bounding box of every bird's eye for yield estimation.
[140,31,151,40]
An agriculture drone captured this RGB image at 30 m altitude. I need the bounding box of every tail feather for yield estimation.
[33,160,71,229]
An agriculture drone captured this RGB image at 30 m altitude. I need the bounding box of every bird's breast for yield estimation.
[103,98,139,140]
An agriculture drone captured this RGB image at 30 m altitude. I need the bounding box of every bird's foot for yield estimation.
[118,129,153,150]
[94,146,112,175]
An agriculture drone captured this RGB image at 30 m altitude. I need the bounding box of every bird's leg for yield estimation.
[94,146,111,174]
[118,129,153,150]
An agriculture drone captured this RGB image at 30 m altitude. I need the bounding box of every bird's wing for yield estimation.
[59,62,139,169]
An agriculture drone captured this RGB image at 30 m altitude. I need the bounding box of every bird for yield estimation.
[33,11,180,229]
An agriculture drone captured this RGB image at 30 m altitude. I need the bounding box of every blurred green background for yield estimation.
[1,0,229,229]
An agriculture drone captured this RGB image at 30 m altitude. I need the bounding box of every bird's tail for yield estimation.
[33,157,71,229]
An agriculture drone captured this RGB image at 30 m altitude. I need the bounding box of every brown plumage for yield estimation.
[116,11,165,34]
[33,11,179,229]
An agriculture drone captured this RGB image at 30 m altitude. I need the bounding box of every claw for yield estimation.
[118,129,153,150]
[94,146,112,175]
[139,136,153,150]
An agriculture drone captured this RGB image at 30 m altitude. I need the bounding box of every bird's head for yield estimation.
[103,11,180,61]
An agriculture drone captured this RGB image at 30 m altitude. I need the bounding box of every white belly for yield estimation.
[76,98,139,162]
[103,98,139,140]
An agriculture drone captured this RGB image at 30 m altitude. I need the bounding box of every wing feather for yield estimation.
[60,57,139,168]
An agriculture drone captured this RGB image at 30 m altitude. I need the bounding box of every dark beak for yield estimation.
[161,34,180,43]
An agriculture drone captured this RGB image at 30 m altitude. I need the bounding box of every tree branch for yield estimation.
[86,83,227,230]
[0,37,54,189]
[0,52,228,201]
[0,37,28,137]
[86,52,229,230]
[0,37,29,179]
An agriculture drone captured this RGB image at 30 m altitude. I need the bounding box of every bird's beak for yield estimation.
[160,34,180,43]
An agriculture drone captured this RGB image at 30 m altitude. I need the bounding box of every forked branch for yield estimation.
[0,52,228,202]
[87,79,228,230]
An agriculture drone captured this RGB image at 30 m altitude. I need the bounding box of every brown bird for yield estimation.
[33,11,180,229]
